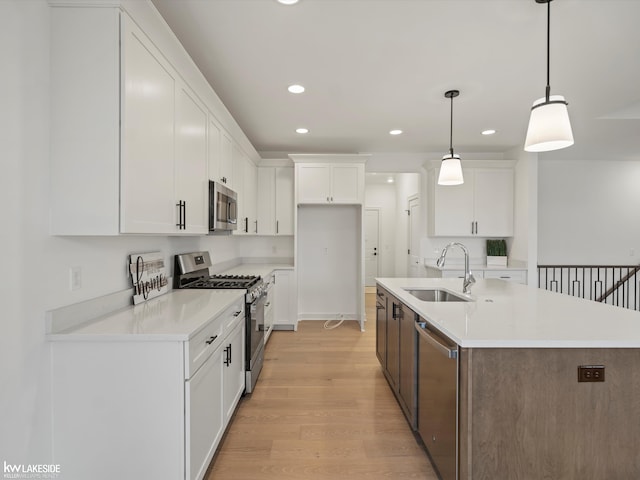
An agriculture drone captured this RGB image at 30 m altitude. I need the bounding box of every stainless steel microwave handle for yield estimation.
[415,322,457,359]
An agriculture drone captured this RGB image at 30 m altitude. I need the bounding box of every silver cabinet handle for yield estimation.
[276,220,279,234]
[415,322,457,359]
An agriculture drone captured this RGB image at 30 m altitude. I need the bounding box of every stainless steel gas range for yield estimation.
[174,252,266,393]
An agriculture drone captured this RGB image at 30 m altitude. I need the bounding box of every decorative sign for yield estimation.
[129,252,169,305]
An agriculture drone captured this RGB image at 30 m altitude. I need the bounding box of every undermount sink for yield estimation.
[404,288,471,303]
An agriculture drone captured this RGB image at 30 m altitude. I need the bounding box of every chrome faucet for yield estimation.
[436,242,475,294]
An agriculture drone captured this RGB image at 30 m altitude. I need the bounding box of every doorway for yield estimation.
[364,208,380,286]
[407,195,422,277]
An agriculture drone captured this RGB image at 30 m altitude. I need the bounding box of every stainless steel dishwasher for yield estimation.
[415,321,458,480]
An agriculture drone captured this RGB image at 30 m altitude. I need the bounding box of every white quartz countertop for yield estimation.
[376,277,640,348]
[47,289,244,342]
[220,263,293,278]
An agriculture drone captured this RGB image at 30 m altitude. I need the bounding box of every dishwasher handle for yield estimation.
[415,322,458,359]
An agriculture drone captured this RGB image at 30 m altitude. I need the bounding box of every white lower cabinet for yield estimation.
[263,273,275,342]
[222,318,246,423]
[186,346,223,480]
[274,269,297,330]
[51,297,245,480]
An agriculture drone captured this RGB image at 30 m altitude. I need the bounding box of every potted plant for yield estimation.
[486,239,507,267]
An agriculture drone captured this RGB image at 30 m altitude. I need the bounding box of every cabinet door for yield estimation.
[120,15,176,233]
[244,157,258,234]
[274,270,295,327]
[220,132,233,187]
[257,167,276,235]
[176,84,208,234]
[186,349,223,480]
[430,170,475,236]
[386,298,401,390]
[473,169,514,237]
[331,164,362,204]
[297,165,331,203]
[399,303,417,427]
[274,167,294,235]
[375,289,387,369]
[232,144,246,233]
[208,115,222,182]
[222,320,245,423]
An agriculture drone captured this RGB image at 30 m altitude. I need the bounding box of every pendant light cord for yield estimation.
[545,0,551,102]
[449,94,454,156]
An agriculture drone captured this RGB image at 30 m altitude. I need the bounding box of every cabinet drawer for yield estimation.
[483,270,526,284]
[186,319,224,379]
[222,300,245,331]
[186,299,243,378]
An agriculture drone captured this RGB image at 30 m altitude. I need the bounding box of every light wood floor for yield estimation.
[205,293,437,480]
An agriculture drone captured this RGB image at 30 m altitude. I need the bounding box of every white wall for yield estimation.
[235,235,294,261]
[364,183,397,277]
[538,159,640,265]
[508,148,538,284]
[296,205,360,318]
[394,173,421,276]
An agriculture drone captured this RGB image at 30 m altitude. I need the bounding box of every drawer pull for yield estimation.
[205,335,218,345]
[233,311,242,317]
[500,276,511,279]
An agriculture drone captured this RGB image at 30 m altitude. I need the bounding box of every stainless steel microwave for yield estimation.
[209,181,237,232]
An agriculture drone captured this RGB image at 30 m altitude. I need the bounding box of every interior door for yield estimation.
[408,196,422,277]
[364,208,380,286]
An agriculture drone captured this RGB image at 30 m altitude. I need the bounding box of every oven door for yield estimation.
[248,293,266,367]
[245,292,266,393]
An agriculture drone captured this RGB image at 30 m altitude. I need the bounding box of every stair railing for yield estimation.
[537,265,640,311]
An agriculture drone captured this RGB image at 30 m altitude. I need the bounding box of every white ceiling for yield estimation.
[151,0,640,165]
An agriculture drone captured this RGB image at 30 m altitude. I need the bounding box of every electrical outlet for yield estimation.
[578,365,605,382]
[70,266,82,291]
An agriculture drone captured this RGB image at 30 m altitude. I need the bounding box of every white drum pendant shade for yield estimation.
[524,95,574,152]
[438,154,464,185]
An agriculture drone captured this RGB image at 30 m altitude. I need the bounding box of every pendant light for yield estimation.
[438,89,464,186]
[524,0,574,152]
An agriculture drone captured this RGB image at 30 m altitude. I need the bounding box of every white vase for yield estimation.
[487,256,507,267]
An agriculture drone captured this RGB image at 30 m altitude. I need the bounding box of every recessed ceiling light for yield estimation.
[482,129,496,135]
[288,84,305,94]
[277,0,299,4]
[296,128,309,134]
[387,177,394,183]
[389,129,403,135]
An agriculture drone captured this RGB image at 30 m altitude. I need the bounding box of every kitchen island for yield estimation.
[376,277,640,480]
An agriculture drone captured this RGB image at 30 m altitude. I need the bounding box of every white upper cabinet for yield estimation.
[233,146,257,235]
[120,16,176,233]
[292,156,367,205]
[175,85,208,234]
[208,116,234,188]
[49,2,258,235]
[428,167,514,237]
[274,167,294,235]
[257,165,294,235]
[244,157,258,235]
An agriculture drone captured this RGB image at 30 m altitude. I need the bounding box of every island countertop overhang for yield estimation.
[376,277,640,348]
